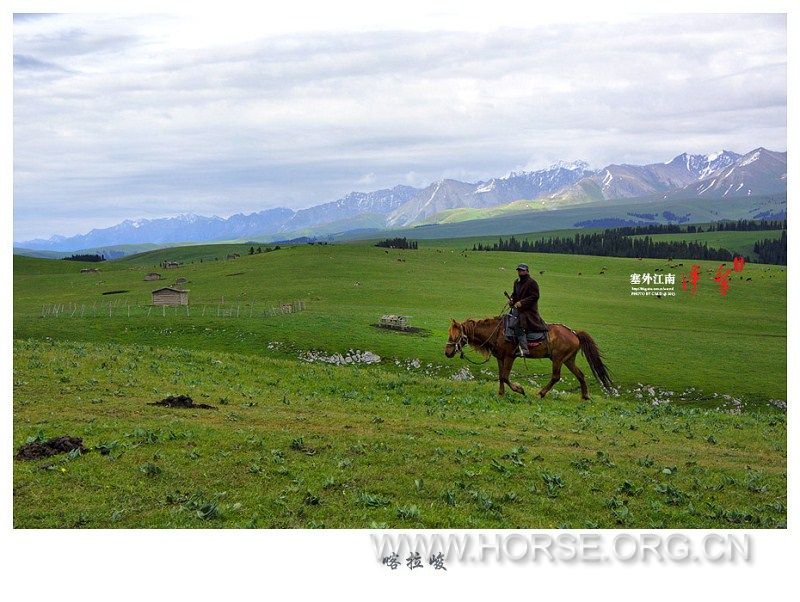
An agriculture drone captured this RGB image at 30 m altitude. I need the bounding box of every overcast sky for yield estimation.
[13,12,786,240]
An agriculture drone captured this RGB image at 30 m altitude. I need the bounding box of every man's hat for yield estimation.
[516,263,529,271]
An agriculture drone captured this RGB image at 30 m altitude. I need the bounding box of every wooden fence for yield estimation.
[38,299,306,319]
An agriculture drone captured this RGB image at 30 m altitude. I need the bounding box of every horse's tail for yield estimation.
[575,330,614,392]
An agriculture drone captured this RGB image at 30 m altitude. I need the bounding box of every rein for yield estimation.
[450,304,508,365]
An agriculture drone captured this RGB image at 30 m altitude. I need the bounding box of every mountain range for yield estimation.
[16,147,787,253]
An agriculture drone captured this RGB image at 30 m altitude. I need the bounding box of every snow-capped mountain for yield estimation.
[547,151,744,204]
[18,209,295,251]
[386,161,592,226]
[280,185,418,232]
[678,148,787,198]
[15,147,786,252]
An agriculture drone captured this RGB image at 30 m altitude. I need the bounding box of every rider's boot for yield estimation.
[516,333,529,357]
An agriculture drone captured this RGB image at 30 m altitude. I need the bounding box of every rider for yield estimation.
[508,263,548,356]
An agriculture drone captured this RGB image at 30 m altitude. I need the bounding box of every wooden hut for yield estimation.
[174,277,188,284]
[226,253,241,260]
[162,261,179,269]
[144,272,162,281]
[151,287,189,306]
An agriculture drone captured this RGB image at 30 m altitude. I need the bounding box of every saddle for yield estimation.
[502,313,548,349]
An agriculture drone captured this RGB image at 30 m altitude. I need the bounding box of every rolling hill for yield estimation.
[15,148,786,254]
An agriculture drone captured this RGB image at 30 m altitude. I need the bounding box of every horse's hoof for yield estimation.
[582,395,591,401]
[538,390,546,398]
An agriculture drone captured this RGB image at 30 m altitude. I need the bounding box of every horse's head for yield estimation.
[444,318,468,358]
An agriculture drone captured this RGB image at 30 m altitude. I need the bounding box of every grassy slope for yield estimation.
[629,230,783,257]
[13,339,786,528]
[14,243,787,401]
[340,194,787,241]
[13,242,199,260]
[415,192,614,226]
[13,242,786,528]
[417,226,784,256]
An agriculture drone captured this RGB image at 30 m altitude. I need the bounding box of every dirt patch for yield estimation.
[149,395,217,410]
[370,324,431,336]
[16,436,88,461]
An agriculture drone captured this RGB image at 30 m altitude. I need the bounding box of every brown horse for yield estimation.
[444,316,614,399]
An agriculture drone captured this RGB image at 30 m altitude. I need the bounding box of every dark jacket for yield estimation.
[511,274,548,332]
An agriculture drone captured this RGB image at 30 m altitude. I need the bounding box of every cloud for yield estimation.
[13,13,786,240]
[13,54,71,72]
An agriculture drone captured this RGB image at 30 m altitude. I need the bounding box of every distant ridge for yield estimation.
[15,147,786,253]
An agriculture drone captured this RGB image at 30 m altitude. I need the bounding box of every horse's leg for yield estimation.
[538,354,563,398]
[503,356,526,396]
[496,356,505,396]
[565,352,590,400]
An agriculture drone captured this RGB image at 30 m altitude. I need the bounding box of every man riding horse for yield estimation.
[508,263,548,357]
[444,262,613,398]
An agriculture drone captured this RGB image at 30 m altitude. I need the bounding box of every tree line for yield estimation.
[472,233,739,262]
[470,223,788,265]
[62,253,105,262]
[248,245,280,255]
[375,237,418,249]
[604,219,786,237]
[752,230,787,265]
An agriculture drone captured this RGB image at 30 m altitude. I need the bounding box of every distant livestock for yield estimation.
[80,268,101,274]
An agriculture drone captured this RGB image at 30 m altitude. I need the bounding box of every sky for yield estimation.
[13,12,787,241]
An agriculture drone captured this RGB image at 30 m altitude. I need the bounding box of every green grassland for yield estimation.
[629,229,783,258]
[13,243,787,400]
[414,193,618,226]
[416,199,553,225]
[13,339,786,528]
[417,226,784,258]
[340,193,786,241]
[13,241,787,527]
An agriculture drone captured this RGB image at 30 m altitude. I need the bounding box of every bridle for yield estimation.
[446,328,470,356]
[446,318,504,365]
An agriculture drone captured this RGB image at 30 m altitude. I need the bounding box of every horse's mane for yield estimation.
[461,316,502,357]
